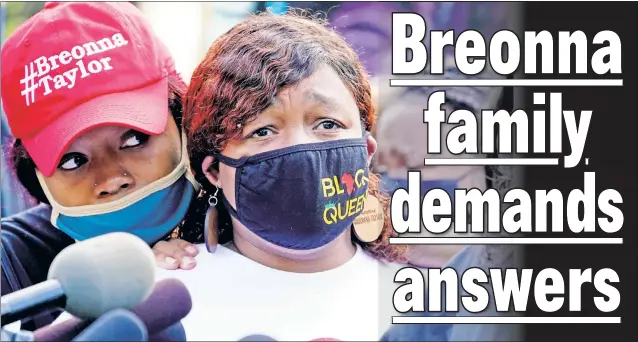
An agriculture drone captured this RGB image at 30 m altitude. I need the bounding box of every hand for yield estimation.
[153,239,199,270]
[152,205,221,270]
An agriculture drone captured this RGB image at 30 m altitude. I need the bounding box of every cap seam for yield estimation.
[51,6,62,55]
[106,3,155,73]
[10,6,62,139]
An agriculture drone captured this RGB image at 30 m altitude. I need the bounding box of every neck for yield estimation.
[231,219,357,273]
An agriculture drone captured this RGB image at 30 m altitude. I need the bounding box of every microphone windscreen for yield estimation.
[71,309,147,342]
[130,278,192,334]
[33,317,90,341]
[238,334,278,341]
[47,232,156,319]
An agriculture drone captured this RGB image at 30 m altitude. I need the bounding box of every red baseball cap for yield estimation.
[1,2,176,177]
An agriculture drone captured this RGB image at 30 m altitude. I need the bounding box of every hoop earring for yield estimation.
[208,184,219,207]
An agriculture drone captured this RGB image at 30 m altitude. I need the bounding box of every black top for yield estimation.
[1,195,209,331]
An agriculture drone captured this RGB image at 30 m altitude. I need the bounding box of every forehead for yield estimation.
[271,65,357,111]
[67,125,130,145]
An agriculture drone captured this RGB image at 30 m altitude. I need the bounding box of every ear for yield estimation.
[202,156,222,189]
[365,134,378,167]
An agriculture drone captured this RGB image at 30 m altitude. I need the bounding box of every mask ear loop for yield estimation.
[208,183,219,207]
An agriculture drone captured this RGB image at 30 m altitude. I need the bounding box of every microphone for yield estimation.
[149,322,186,342]
[32,278,192,341]
[71,309,147,342]
[30,322,185,342]
[129,278,191,334]
[1,232,156,326]
[32,318,89,341]
[238,334,277,341]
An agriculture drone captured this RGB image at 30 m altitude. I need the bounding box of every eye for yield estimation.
[315,119,344,131]
[121,130,150,149]
[58,153,88,171]
[247,127,276,139]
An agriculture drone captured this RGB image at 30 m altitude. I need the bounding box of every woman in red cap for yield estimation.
[1,2,205,330]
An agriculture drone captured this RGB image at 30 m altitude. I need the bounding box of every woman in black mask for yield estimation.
[154,12,410,341]
[184,13,406,269]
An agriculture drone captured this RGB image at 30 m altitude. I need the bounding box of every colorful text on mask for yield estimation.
[321,169,369,225]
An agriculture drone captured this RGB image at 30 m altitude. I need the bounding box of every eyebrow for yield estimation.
[269,89,341,112]
[303,89,339,112]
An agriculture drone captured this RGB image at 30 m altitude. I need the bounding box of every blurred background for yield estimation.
[1,1,522,266]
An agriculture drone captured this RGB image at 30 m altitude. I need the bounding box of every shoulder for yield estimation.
[1,204,74,256]
[2,203,52,225]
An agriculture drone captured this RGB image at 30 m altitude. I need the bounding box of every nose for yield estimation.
[93,166,135,200]
[286,128,317,147]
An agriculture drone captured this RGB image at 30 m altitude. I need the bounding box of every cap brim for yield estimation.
[22,78,169,177]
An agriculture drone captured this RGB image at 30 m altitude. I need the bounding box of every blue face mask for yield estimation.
[35,139,199,244]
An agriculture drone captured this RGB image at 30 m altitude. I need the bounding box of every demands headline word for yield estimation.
[387,13,623,317]
[391,171,623,235]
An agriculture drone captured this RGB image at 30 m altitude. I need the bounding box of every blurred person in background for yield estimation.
[372,65,523,341]
[0,2,206,331]
[153,12,411,341]
[372,63,503,267]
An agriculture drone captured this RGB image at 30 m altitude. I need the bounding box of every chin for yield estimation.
[232,221,348,261]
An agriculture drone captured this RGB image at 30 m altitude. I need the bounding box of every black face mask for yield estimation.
[216,136,370,250]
